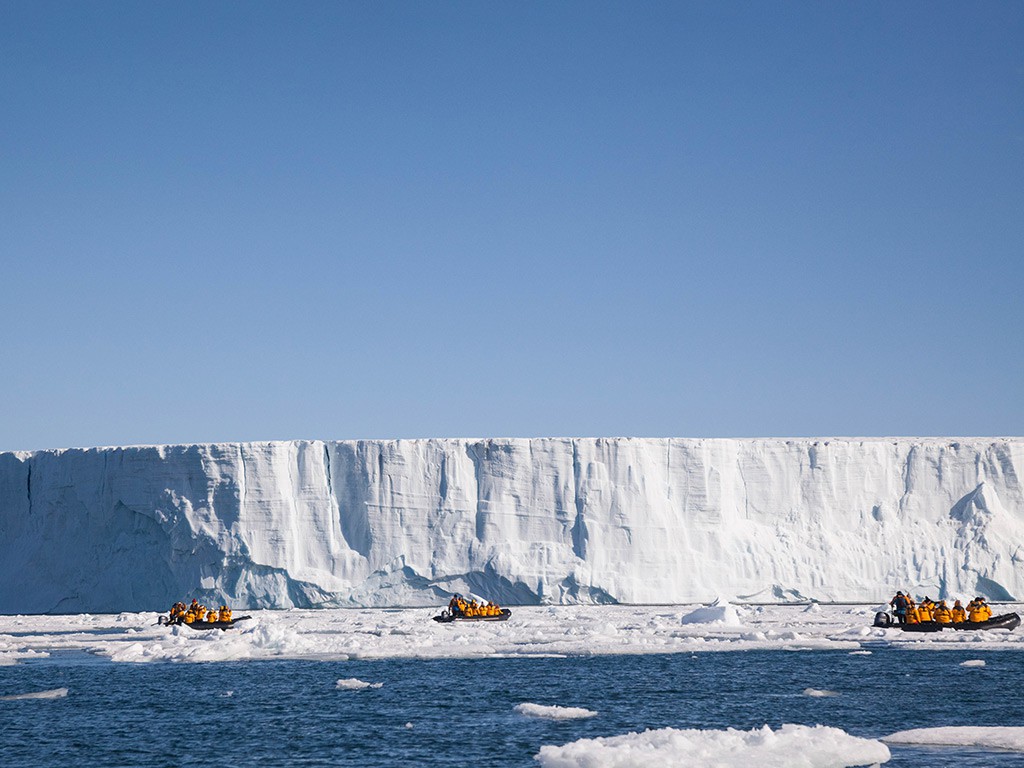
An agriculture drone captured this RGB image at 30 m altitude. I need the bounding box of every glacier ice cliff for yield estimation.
[0,437,1022,613]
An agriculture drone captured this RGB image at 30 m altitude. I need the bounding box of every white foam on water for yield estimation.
[885,726,1024,751]
[335,678,383,690]
[535,724,890,767]
[514,702,597,720]
[0,687,68,701]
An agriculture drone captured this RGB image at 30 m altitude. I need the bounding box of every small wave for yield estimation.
[514,702,597,720]
[1,687,69,701]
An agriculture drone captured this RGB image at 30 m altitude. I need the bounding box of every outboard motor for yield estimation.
[873,611,892,628]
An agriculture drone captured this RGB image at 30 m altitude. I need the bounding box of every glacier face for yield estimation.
[0,437,1022,613]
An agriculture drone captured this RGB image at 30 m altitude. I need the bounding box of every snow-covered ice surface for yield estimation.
[885,727,1024,751]
[2,604,1024,664]
[2,437,1022,613]
[514,703,597,720]
[534,724,891,767]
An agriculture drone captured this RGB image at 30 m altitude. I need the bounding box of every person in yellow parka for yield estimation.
[916,599,934,623]
[903,599,919,624]
[968,597,992,623]
[933,601,952,624]
[951,600,967,623]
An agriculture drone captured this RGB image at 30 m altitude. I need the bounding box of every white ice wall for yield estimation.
[0,437,1022,613]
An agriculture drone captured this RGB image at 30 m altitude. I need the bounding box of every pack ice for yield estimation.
[0,437,1021,613]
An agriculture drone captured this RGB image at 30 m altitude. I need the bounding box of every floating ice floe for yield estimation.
[514,703,597,720]
[535,724,890,767]
[335,678,383,690]
[960,659,985,667]
[885,726,1024,751]
[0,687,69,701]
[802,688,839,697]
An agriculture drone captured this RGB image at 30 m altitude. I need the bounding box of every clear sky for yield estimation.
[1,3,1021,451]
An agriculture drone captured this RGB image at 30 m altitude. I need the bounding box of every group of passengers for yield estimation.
[448,594,504,618]
[889,592,992,625]
[167,599,233,625]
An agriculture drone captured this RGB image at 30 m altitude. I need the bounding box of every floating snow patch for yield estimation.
[514,703,597,720]
[803,688,839,697]
[535,724,890,767]
[885,726,1024,751]
[335,678,382,690]
[849,650,872,656]
[680,597,743,626]
[960,659,986,667]
[0,687,68,701]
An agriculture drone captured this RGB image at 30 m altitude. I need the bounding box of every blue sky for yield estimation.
[1,3,1021,451]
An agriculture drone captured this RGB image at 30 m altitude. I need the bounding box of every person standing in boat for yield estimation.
[889,591,910,624]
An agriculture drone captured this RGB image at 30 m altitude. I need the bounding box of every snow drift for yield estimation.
[0,437,1022,613]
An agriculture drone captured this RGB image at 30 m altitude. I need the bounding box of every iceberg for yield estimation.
[0,437,1021,613]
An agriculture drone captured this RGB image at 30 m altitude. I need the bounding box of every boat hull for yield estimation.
[433,608,511,623]
[159,615,251,631]
[873,611,1019,632]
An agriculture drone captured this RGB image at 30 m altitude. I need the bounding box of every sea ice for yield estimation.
[0,687,69,701]
[514,703,597,720]
[2,604,1023,665]
[960,659,985,667]
[680,597,743,626]
[885,726,1024,751]
[534,724,890,767]
[335,678,383,690]
[802,688,839,697]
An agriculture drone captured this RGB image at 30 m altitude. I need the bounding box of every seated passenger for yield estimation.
[979,600,992,621]
[951,600,967,623]
[904,601,919,624]
[933,601,952,623]
[916,601,933,623]
[968,598,989,623]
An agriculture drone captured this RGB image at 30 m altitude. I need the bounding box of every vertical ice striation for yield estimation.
[0,437,1022,613]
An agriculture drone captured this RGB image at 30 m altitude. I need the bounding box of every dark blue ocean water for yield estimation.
[2,649,1021,767]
